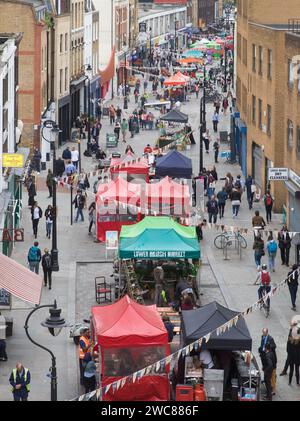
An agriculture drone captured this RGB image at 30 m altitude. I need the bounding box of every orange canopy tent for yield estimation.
[163,73,188,87]
[146,176,190,209]
[178,57,203,64]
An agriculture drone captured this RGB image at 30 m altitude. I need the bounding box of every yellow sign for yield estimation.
[3,154,24,168]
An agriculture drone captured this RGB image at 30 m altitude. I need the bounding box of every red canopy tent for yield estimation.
[110,153,149,182]
[96,177,142,242]
[91,295,170,401]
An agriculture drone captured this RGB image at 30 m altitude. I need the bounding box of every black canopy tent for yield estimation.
[181,301,252,351]
[160,109,189,124]
[155,150,193,179]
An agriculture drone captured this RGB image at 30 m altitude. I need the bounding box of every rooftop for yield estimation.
[139,4,186,19]
[249,22,291,31]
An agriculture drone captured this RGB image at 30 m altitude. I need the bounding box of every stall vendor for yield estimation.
[153,264,171,307]
[199,350,214,369]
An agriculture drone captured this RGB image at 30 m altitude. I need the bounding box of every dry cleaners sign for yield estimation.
[268,168,288,181]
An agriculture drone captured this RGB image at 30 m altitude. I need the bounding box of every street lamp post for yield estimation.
[24,300,68,401]
[123,47,128,110]
[149,27,152,63]
[82,64,92,154]
[199,64,207,174]
[223,44,228,93]
[175,20,179,55]
[41,120,60,272]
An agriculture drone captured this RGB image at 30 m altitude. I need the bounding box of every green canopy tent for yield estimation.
[119,216,201,260]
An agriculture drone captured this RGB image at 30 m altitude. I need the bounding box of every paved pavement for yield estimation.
[0,71,298,401]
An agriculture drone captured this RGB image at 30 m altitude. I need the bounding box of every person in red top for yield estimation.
[144,144,152,154]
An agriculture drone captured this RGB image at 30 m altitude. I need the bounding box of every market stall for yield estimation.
[155,150,193,179]
[157,109,189,150]
[91,295,170,401]
[179,301,260,401]
[110,152,149,182]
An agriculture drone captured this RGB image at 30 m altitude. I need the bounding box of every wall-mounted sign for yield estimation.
[3,154,24,168]
[0,229,24,242]
[139,22,146,33]
[268,168,288,181]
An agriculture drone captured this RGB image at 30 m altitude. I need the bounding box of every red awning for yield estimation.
[0,253,42,305]
[99,47,115,85]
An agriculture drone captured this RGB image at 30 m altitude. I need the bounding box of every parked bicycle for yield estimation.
[214,230,247,250]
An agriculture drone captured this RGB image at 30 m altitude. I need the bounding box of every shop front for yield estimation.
[231,110,247,176]
[285,169,300,233]
[252,142,263,189]
[89,75,101,118]
[70,76,86,128]
[58,95,70,146]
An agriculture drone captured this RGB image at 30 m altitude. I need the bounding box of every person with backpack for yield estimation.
[254,264,271,303]
[45,205,54,239]
[253,234,265,268]
[206,195,219,224]
[216,187,228,219]
[31,202,42,239]
[267,234,278,273]
[230,187,242,218]
[234,175,244,194]
[264,190,274,223]
[207,173,216,199]
[27,241,42,274]
[41,248,52,289]
[73,190,85,222]
[213,140,220,163]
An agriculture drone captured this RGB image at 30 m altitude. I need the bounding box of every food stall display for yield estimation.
[157,109,190,150]
[91,295,170,401]
[179,301,260,401]
[110,153,150,182]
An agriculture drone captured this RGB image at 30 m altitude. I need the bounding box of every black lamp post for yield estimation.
[24,300,69,401]
[231,21,235,89]
[199,64,206,174]
[175,20,179,55]
[149,27,152,62]
[223,44,228,93]
[41,120,60,272]
[83,64,92,153]
[123,46,128,110]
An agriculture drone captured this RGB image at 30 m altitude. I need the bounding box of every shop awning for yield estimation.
[99,47,115,85]
[0,253,42,305]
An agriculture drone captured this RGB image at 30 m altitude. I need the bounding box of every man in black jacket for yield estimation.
[263,344,275,400]
[54,157,65,177]
[62,146,71,163]
[278,226,292,266]
[259,328,277,372]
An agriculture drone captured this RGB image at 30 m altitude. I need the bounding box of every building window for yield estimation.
[252,44,256,72]
[60,34,63,53]
[287,119,294,148]
[65,33,68,51]
[252,95,256,125]
[65,67,68,92]
[60,69,63,94]
[267,105,271,135]
[258,46,263,75]
[288,59,294,88]
[242,38,247,66]
[258,99,262,129]
[267,49,272,79]
[297,126,300,154]
[237,33,241,59]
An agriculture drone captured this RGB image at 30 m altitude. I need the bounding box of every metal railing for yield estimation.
[288,19,300,34]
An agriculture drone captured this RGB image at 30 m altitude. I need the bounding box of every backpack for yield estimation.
[261,271,271,286]
[266,196,273,206]
[78,194,85,208]
[44,254,52,269]
[28,247,39,262]
[268,241,278,254]
[234,179,241,189]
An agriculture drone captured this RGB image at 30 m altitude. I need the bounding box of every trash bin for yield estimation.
[41,161,46,171]
[5,317,13,337]
[46,152,51,162]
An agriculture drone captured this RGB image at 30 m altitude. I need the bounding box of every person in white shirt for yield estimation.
[199,349,214,369]
[71,147,79,170]
[31,202,42,239]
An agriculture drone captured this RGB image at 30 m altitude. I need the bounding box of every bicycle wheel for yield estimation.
[214,234,227,249]
[239,235,247,249]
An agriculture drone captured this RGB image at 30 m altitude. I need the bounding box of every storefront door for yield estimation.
[289,192,300,232]
[252,143,263,188]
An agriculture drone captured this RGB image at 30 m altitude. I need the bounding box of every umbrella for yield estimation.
[183,50,203,58]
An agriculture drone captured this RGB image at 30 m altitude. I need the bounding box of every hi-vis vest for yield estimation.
[79,336,90,359]
[11,368,30,392]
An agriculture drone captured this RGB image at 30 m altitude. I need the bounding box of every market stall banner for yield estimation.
[71,267,300,401]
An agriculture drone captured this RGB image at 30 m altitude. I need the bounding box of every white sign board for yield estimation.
[268,168,288,181]
[105,231,119,250]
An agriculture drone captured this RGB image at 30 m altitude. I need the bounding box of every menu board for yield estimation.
[0,289,11,309]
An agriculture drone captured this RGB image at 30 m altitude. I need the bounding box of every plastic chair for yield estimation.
[95,276,112,304]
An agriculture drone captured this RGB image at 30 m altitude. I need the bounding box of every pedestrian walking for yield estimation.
[252,210,266,230]
[88,202,96,235]
[134,88,139,104]
[45,204,54,239]
[288,264,299,311]
[212,111,220,133]
[266,233,278,273]
[280,326,293,377]
[222,97,229,115]
[278,226,292,266]
[65,160,76,176]
[287,333,300,385]
[116,106,122,121]
[42,248,52,289]
[207,173,216,198]
[71,147,79,170]
[31,201,42,238]
[121,118,128,143]
[216,187,228,218]
[54,157,65,177]
[214,99,221,114]
[195,83,199,99]
[62,146,72,164]
[27,241,41,274]
[73,190,86,222]
[230,187,241,218]
[245,175,254,209]
[258,329,277,398]
[0,338,7,361]
[46,169,53,198]
[224,172,233,196]
[162,314,174,343]
[109,105,116,125]
[27,177,36,207]
[206,195,219,224]
[114,120,121,141]
[262,344,275,400]
[253,234,265,268]
[263,190,274,223]
[202,129,211,153]
[9,363,30,401]
[213,139,220,163]
[32,147,42,173]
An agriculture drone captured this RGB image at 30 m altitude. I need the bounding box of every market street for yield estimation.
[0,73,298,401]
